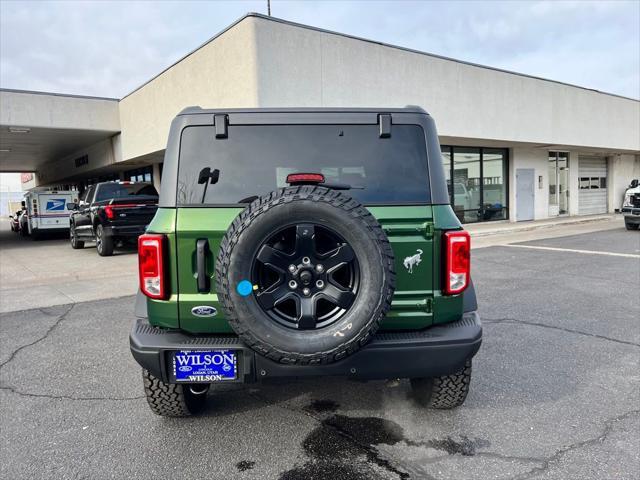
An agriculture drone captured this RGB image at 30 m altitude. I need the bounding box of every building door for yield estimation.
[548,152,569,216]
[516,168,535,221]
[578,156,608,215]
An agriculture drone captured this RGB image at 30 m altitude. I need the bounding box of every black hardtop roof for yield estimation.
[177,105,429,116]
[159,104,450,207]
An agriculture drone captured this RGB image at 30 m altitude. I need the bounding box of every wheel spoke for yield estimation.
[256,283,292,310]
[255,245,292,272]
[297,297,317,329]
[295,224,316,256]
[252,222,359,330]
[320,283,355,309]
[321,244,355,271]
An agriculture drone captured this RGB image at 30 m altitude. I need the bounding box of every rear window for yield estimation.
[176,124,430,205]
[95,183,158,202]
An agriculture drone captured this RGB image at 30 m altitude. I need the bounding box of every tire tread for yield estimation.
[142,369,200,417]
[411,360,472,409]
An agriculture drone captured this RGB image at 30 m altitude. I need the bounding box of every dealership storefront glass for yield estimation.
[440,146,508,223]
[548,152,569,216]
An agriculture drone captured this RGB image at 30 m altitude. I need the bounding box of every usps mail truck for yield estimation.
[23,189,75,239]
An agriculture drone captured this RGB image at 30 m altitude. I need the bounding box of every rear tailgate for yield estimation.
[107,196,158,227]
[35,193,73,228]
[369,206,435,330]
[174,206,434,333]
[175,207,242,333]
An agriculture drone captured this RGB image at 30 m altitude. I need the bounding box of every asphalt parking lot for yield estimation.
[1,226,638,479]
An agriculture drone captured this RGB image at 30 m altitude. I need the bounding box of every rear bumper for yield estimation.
[129,313,482,383]
[103,225,147,237]
[33,227,69,234]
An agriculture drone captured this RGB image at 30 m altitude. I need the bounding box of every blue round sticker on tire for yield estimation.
[237,280,253,297]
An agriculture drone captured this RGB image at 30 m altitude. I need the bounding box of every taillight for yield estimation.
[444,230,470,295]
[138,234,167,299]
[286,173,325,185]
[105,204,139,220]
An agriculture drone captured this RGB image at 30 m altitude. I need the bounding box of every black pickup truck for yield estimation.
[68,181,159,256]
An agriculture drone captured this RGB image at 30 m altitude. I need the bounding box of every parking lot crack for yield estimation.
[483,317,640,347]
[0,385,144,401]
[474,451,546,464]
[506,409,640,480]
[0,304,143,402]
[0,303,75,370]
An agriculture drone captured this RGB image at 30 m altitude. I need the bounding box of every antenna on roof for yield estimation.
[267,0,271,16]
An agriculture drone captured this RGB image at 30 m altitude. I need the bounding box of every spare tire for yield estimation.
[215,186,395,365]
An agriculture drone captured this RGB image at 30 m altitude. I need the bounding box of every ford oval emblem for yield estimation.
[191,306,217,317]
[178,366,192,372]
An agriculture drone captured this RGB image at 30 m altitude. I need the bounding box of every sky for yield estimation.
[0,172,21,192]
[0,0,639,100]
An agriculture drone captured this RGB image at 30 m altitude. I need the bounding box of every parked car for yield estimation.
[621,179,640,230]
[450,181,473,209]
[8,210,22,232]
[68,181,159,256]
[129,106,481,417]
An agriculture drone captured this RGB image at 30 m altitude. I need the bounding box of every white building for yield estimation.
[1,13,638,224]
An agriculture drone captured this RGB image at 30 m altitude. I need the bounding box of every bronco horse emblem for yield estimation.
[403,249,423,274]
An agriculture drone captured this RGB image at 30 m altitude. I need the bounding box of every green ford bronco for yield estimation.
[130,107,481,417]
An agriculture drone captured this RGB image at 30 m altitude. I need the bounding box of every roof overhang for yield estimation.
[0,89,120,172]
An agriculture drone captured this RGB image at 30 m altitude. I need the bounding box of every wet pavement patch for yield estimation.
[423,436,490,456]
[324,415,405,447]
[305,399,340,414]
[279,414,491,479]
[279,414,410,480]
[279,461,371,480]
[236,460,255,472]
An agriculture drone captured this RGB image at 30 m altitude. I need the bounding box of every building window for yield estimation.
[124,166,153,183]
[483,149,508,221]
[580,177,607,189]
[440,146,508,223]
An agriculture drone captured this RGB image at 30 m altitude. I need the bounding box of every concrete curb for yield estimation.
[467,215,618,238]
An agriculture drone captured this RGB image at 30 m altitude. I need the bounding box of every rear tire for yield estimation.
[142,369,208,417]
[95,224,114,256]
[410,360,472,409]
[70,224,85,249]
[625,220,639,231]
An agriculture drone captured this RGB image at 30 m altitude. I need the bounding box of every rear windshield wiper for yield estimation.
[321,182,364,191]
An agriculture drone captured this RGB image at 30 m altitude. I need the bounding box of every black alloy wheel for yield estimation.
[252,223,360,330]
[95,224,114,256]
[70,224,84,249]
[96,225,103,252]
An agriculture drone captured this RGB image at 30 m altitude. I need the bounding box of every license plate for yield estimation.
[172,350,237,382]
